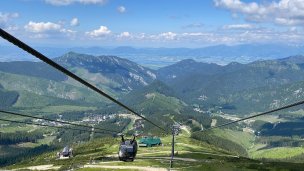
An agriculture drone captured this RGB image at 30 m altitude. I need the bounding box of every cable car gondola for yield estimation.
[58,145,73,158]
[118,133,138,162]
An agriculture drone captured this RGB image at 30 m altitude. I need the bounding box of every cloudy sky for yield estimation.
[1,0,304,47]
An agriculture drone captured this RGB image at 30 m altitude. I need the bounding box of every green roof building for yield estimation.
[138,136,162,147]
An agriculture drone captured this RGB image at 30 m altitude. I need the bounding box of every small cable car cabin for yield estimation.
[118,133,138,162]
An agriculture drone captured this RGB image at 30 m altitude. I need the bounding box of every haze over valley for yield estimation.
[2,0,304,170]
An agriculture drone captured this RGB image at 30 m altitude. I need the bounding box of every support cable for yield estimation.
[0,28,166,133]
[0,118,112,135]
[203,100,304,131]
[0,110,119,133]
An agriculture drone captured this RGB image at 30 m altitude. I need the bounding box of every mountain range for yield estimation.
[1,52,304,116]
[2,44,304,68]
[158,56,304,114]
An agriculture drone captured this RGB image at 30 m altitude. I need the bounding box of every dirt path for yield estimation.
[16,165,60,170]
[211,119,217,127]
[180,126,190,135]
[106,149,238,159]
[138,150,239,158]
[176,142,205,149]
[140,156,197,162]
[118,113,140,133]
[185,151,239,158]
[83,165,168,171]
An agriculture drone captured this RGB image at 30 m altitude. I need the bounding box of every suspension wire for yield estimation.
[0,110,119,133]
[203,99,304,131]
[0,28,166,133]
[0,117,111,135]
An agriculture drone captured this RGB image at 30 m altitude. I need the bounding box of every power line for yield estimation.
[0,110,119,133]
[0,118,111,135]
[203,100,304,131]
[0,28,166,132]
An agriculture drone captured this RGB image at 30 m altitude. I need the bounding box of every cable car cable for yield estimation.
[0,110,119,133]
[0,28,166,133]
[203,99,304,131]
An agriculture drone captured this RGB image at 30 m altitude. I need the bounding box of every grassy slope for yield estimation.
[5,130,304,171]
[13,91,90,108]
[135,92,185,114]
[19,105,97,114]
[17,136,56,148]
[0,71,106,105]
[66,67,122,95]
[0,70,109,115]
[210,128,304,161]
[211,129,255,150]
[0,124,36,132]
[250,147,304,159]
[2,63,304,169]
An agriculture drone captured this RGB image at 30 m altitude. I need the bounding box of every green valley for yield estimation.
[1,52,304,170]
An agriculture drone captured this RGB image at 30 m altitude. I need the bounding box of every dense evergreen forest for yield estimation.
[0,145,54,166]
[0,83,19,108]
[259,121,304,137]
[0,131,44,145]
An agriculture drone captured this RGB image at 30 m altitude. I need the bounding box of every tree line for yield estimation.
[0,131,44,145]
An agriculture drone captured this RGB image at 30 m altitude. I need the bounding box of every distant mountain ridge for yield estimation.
[1,52,304,116]
[0,61,67,81]
[0,52,157,91]
[156,55,304,114]
[2,44,304,68]
[0,52,159,110]
[3,50,304,168]
[55,52,157,90]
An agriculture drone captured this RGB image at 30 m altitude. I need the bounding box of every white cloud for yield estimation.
[45,0,73,5]
[24,21,61,33]
[60,28,77,34]
[118,31,131,38]
[45,0,107,6]
[85,26,111,38]
[182,32,210,36]
[159,32,177,40]
[17,28,304,46]
[60,28,77,39]
[275,17,304,26]
[214,0,260,14]
[6,26,19,31]
[122,28,304,45]
[223,24,254,30]
[23,21,77,40]
[78,0,107,4]
[289,27,298,32]
[214,0,304,26]
[70,17,79,26]
[0,12,19,27]
[117,6,126,13]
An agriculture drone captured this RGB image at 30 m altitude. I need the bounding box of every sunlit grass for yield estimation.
[250,146,304,159]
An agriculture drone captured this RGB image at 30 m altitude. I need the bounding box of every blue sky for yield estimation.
[0,0,304,47]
